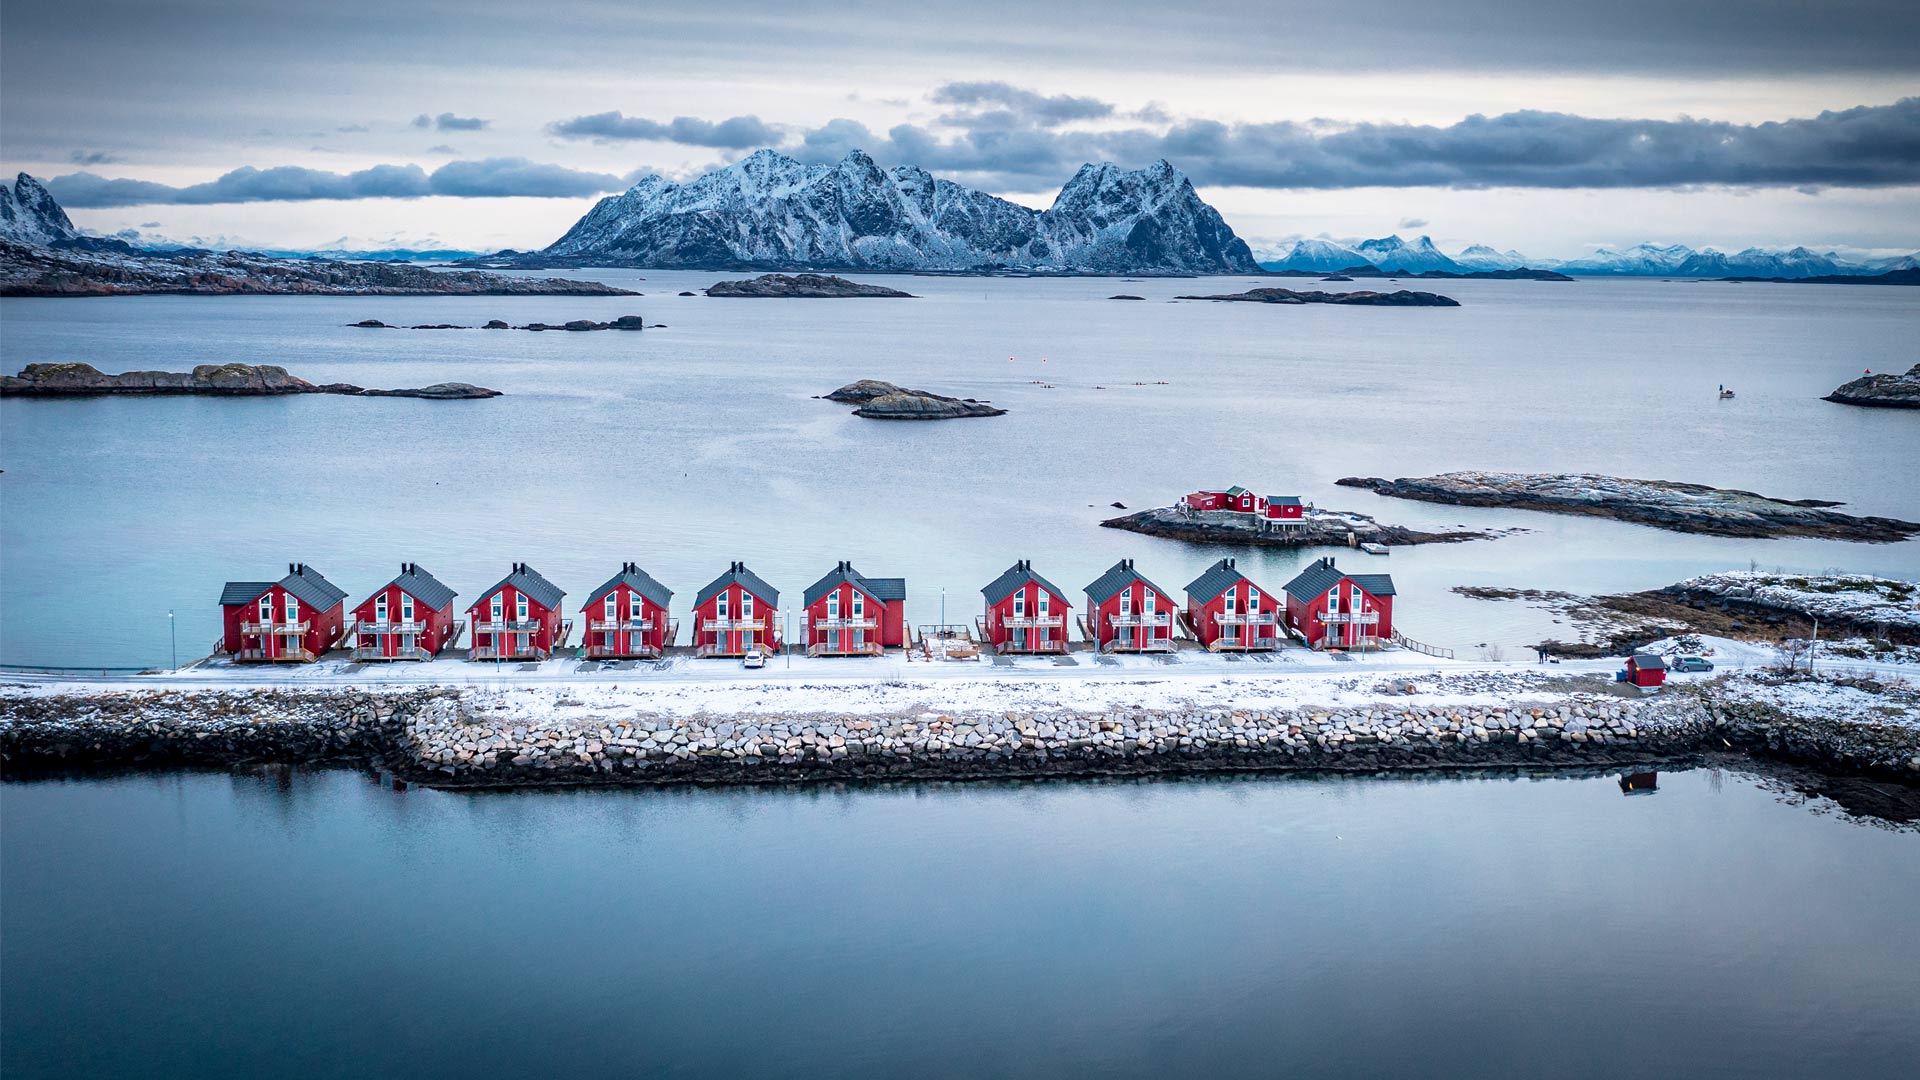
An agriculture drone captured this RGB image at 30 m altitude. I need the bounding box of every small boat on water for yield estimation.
[1718,384,1736,399]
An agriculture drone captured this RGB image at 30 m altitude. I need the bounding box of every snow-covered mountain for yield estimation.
[1257,238,1369,273]
[538,149,1258,273]
[0,173,78,246]
[1452,244,1529,271]
[1352,235,1464,274]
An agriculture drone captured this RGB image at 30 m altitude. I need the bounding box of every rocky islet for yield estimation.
[1,362,501,399]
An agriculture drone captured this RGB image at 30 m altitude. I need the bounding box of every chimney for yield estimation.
[1226,558,1235,569]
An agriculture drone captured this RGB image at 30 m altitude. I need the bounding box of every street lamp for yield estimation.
[168,609,177,670]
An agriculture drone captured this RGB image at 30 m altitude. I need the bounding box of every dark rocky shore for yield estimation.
[1824,363,1920,409]
[1101,505,1494,547]
[706,273,915,298]
[820,379,1005,419]
[1337,471,1920,542]
[350,315,649,332]
[1175,286,1460,307]
[5,680,1916,787]
[2,362,500,399]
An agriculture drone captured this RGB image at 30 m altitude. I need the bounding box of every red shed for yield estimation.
[1282,557,1395,651]
[692,561,780,657]
[1084,559,1176,653]
[802,561,905,656]
[1183,558,1283,651]
[351,563,458,661]
[467,563,568,661]
[581,563,676,660]
[979,560,1070,654]
[219,563,348,663]
[1625,653,1667,688]
[1184,486,1265,515]
[1264,496,1304,521]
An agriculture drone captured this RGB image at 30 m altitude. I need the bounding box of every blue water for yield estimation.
[2,273,1916,666]
[3,766,1916,1078]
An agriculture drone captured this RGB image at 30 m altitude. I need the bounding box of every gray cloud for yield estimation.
[47,158,621,207]
[928,81,1113,127]
[1399,217,1429,229]
[779,96,1920,191]
[425,144,459,154]
[547,111,782,148]
[413,112,489,131]
[68,150,121,165]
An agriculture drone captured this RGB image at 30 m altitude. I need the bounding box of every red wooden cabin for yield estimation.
[581,563,676,660]
[351,563,458,661]
[467,563,568,661]
[692,561,780,658]
[1184,558,1283,651]
[979,560,1070,654]
[219,563,348,663]
[802,561,905,657]
[1625,653,1667,688]
[1282,557,1395,650]
[1264,496,1304,521]
[1184,486,1266,515]
[1084,559,1176,653]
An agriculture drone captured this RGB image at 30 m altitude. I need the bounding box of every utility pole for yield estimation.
[1807,617,1819,674]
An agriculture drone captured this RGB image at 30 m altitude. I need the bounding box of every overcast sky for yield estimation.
[4,0,1917,256]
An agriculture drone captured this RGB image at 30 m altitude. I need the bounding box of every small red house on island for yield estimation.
[1282,557,1395,651]
[1625,653,1667,689]
[1084,559,1176,653]
[801,561,905,656]
[1264,496,1304,523]
[220,564,348,663]
[1183,558,1283,651]
[1184,486,1265,515]
[581,563,675,660]
[467,563,568,661]
[693,561,780,658]
[979,560,1071,654]
[351,563,458,661]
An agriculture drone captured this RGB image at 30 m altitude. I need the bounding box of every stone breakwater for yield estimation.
[6,684,1916,785]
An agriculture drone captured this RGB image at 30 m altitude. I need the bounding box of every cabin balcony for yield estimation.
[234,646,316,663]
[586,617,662,634]
[469,643,550,662]
[807,640,884,658]
[1214,612,1278,627]
[1102,635,1177,654]
[240,619,309,635]
[1322,611,1380,626]
[471,618,545,635]
[356,619,428,635]
[700,617,767,632]
[1000,615,1064,630]
[1107,613,1172,629]
[695,641,776,659]
[1209,634,1282,652]
[353,643,433,662]
[805,616,878,631]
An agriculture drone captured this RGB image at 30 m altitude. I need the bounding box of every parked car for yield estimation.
[741,647,768,670]
[1670,656,1714,672]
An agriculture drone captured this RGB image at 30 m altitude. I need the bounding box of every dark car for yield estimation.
[1670,656,1715,672]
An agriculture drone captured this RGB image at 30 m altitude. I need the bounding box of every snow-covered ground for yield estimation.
[1672,572,1920,631]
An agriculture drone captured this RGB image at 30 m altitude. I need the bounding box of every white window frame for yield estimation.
[286,595,299,623]
[1013,592,1025,617]
[1037,591,1049,616]
[1119,591,1132,616]
[630,593,642,620]
[516,594,528,621]
[741,592,754,620]
[851,592,864,618]
[717,593,729,620]
[1224,590,1236,615]
[401,594,413,621]
[605,594,617,621]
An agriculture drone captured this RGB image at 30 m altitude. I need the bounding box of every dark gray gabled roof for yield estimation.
[1631,653,1667,670]
[1184,558,1259,603]
[1084,559,1169,604]
[377,563,457,611]
[1282,558,1396,601]
[470,562,565,611]
[981,560,1065,605]
[220,581,275,606]
[280,564,347,610]
[804,561,905,606]
[696,561,779,607]
[583,562,673,610]
[1270,495,1303,506]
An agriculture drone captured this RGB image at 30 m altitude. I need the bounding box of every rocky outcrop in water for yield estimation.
[707,273,914,298]
[1824,364,1920,408]
[1337,471,1920,542]
[1175,286,1460,307]
[820,379,1005,419]
[1,362,501,399]
[350,315,648,331]
[1101,505,1493,547]
[510,149,1259,274]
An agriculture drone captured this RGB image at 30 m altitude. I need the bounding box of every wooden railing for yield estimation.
[1391,630,1454,659]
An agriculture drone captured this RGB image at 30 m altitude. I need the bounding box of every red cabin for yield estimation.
[1625,653,1667,688]
[581,563,676,660]
[219,563,348,663]
[979,560,1070,654]
[692,561,780,658]
[1184,558,1283,651]
[1184,486,1265,515]
[802,561,905,656]
[351,563,458,661]
[467,563,568,661]
[1264,496,1304,521]
[1084,559,1176,653]
[1282,557,1395,650]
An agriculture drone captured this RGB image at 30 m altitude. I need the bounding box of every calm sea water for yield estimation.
[2,273,1916,667]
[3,767,1917,1079]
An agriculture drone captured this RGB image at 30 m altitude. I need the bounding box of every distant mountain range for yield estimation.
[484,149,1259,274]
[1260,234,1920,279]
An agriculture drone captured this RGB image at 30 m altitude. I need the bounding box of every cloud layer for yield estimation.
[546,112,781,148]
[49,158,622,208]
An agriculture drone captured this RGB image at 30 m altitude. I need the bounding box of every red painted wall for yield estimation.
[581,584,672,656]
[222,584,344,660]
[1265,501,1304,520]
[803,581,904,651]
[1185,577,1282,648]
[692,583,780,655]
[467,586,560,658]
[1087,578,1174,650]
[983,580,1068,650]
[352,584,454,657]
[1285,581,1394,649]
